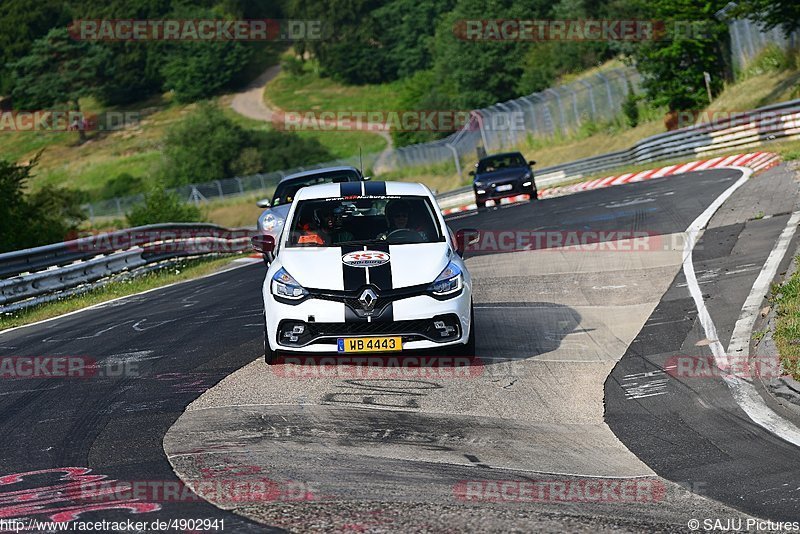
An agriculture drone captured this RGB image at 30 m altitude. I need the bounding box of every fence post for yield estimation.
[580,80,596,118]
[596,72,615,113]
[214,180,223,199]
[235,177,244,195]
[520,96,538,135]
[115,198,123,217]
[544,88,566,135]
[472,110,490,152]
[445,143,462,179]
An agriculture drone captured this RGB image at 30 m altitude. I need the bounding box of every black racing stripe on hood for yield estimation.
[368,243,393,322]
[364,181,386,196]
[367,243,392,292]
[340,182,362,197]
[341,244,367,291]
[341,244,367,323]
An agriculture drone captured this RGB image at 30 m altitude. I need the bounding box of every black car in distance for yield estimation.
[470,151,537,209]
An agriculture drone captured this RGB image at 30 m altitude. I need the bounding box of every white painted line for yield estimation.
[728,211,800,364]
[0,260,256,337]
[682,167,800,448]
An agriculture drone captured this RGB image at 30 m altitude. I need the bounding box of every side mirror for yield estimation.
[468,170,476,177]
[251,234,275,254]
[256,199,271,208]
[528,160,536,166]
[455,228,480,257]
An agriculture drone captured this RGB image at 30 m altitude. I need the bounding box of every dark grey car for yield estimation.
[470,152,537,209]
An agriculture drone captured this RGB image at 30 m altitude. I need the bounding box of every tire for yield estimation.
[475,199,486,211]
[264,318,277,364]
[450,303,476,357]
[464,304,476,356]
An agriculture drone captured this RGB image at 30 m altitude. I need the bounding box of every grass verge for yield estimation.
[0,255,245,331]
[770,257,800,381]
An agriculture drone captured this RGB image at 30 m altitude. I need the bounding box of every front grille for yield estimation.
[277,314,461,348]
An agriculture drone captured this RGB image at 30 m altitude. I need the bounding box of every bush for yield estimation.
[744,44,792,78]
[98,173,145,200]
[622,81,640,128]
[0,155,86,252]
[280,55,306,77]
[126,188,203,226]
[161,103,251,186]
[160,104,333,186]
[161,40,252,103]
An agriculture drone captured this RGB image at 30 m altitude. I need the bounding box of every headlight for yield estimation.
[262,213,283,232]
[429,261,463,297]
[271,267,308,300]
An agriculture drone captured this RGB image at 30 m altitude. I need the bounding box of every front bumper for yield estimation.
[264,286,472,353]
[475,180,534,201]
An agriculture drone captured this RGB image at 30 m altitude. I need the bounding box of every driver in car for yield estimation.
[378,199,428,241]
[316,205,354,245]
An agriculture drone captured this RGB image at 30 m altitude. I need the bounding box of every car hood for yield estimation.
[476,167,529,183]
[278,242,452,290]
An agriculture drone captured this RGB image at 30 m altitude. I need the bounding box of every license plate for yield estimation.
[337,337,402,353]
[496,184,513,192]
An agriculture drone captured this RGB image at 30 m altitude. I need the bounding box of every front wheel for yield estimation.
[264,318,278,364]
[475,199,486,211]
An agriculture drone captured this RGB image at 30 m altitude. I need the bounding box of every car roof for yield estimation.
[278,166,361,184]
[478,151,524,162]
[294,181,432,201]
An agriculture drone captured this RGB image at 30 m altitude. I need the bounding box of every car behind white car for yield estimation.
[252,181,476,363]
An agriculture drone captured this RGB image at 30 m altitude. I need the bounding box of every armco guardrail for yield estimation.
[435,98,800,210]
[0,224,254,311]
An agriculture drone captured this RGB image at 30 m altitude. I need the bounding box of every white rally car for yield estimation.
[252,181,476,364]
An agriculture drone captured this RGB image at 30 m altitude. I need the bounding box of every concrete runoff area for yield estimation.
[164,168,773,530]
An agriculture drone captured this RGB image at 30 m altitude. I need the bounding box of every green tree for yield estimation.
[0,155,86,252]
[628,0,730,112]
[126,189,203,226]
[0,0,71,94]
[161,40,252,103]
[161,103,251,186]
[9,28,113,141]
[730,0,800,37]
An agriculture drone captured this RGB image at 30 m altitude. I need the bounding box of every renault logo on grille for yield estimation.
[358,288,377,311]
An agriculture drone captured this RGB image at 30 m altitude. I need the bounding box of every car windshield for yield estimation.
[271,170,360,207]
[286,196,443,247]
[477,153,527,173]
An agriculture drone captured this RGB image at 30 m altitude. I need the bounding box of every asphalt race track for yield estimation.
[1,166,799,532]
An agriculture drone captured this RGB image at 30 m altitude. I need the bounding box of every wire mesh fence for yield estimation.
[82,14,798,221]
[727,18,799,74]
[83,67,639,220]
